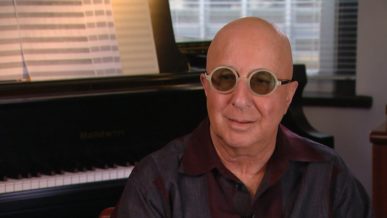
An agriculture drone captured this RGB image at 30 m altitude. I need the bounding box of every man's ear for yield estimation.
[200,73,209,97]
[285,81,298,108]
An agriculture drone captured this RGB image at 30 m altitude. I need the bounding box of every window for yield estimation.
[0,0,358,96]
[169,0,358,94]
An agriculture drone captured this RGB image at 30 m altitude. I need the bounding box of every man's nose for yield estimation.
[230,79,253,110]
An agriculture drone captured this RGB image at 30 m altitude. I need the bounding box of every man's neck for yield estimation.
[212,137,276,196]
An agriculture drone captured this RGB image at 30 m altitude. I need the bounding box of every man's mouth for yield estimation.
[227,117,255,130]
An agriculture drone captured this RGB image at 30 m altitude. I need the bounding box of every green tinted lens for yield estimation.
[250,70,276,95]
[211,68,237,92]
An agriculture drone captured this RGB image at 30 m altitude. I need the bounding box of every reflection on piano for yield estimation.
[0,0,333,217]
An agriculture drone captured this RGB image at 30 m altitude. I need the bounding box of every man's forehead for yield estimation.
[208,36,286,71]
[209,20,285,58]
[207,18,292,77]
[214,18,282,41]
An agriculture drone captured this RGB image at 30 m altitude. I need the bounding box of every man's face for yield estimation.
[201,24,297,151]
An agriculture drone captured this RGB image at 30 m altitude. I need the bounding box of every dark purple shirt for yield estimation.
[113,119,372,218]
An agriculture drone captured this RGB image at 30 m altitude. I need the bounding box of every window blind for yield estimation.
[169,0,358,80]
[0,0,160,82]
[0,0,25,82]
[0,0,122,81]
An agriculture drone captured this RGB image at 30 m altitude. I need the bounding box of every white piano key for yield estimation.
[0,183,5,193]
[55,175,64,187]
[30,178,40,190]
[102,170,110,181]
[5,180,15,192]
[116,168,125,178]
[79,173,88,184]
[63,173,72,186]
[46,176,57,187]
[38,176,48,188]
[22,178,32,191]
[86,171,96,183]
[70,172,81,184]
[13,180,23,192]
[94,170,103,182]
[109,169,118,180]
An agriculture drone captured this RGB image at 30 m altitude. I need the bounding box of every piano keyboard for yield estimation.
[0,165,134,194]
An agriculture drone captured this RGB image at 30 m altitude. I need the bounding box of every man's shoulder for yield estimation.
[280,127,358,188]
[279,125,342,164]
[149,135,189,167]
[130,133,191,181]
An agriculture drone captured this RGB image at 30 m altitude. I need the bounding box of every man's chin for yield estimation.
[222,134,258,150]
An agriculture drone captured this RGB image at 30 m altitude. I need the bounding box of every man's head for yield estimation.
[201,17,298,153]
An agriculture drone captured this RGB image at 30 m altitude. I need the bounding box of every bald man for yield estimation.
[113,17,371,218]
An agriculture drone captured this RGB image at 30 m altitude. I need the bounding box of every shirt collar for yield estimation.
[259,125,327,192]
[181,119,327,176]
[181,118,221,175]
[277,124,327,162]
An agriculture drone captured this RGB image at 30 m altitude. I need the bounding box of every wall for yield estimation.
[304,0,387,196]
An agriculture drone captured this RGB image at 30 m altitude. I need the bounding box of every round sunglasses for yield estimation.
[203,66,293,96]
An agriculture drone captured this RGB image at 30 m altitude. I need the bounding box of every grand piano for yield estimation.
[0,0,333,217]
